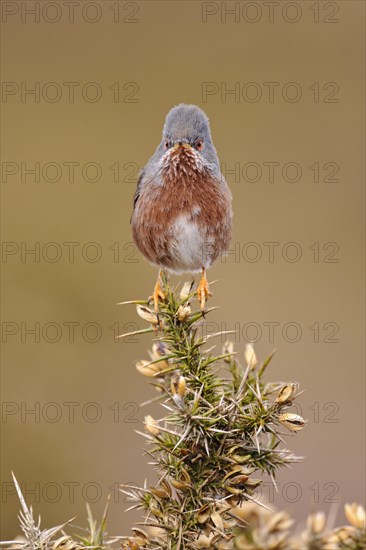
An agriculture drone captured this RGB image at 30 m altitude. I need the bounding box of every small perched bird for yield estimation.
[131,104,232,311]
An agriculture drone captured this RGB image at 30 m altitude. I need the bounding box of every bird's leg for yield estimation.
[197,267,211,311]
[153,269,166,314]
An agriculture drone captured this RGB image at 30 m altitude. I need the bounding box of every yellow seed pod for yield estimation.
[306,511,326,534]
[135,360,157,377]
[345,503,366,529]
[177,375,187,398]
[144,415,160,436]
[244,343,258,369]
[136,304,159,325]
[278,413,306,432]
[171,374,187,398]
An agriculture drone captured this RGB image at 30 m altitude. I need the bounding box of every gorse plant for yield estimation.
[118,277,304,549]
[3,280,365,550]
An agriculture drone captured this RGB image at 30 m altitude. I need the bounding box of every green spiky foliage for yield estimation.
[73,500,111,549]
[119,279,305,549]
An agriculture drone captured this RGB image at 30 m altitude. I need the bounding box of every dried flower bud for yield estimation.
[121,540,138,550]
[136,360,157,377]
[275,382,297,404]
[244,478,262,489]
[344,503,365,529]
[306,511,326,534]
[170,375,187,398]
[131,528,149,546]
[144,415,160,436]
[177,304,191,321]
[329,526,355,544]
[244,343,258,369]
[211,511,224,530]
[53,537,83,550]
[267,511,294,533]
[170,468,191,491]
[136,304,159,325]
[150,341,167,361]
[145,342,169,374]
[150,480,171,500]
[222,341,234,363]
[171,375,187,408]
[278,413,306,432]
[124,542,138,550]
[195,534,213,548]
[180,281,194,301]
[197,503,211,524]
[177,375,187,398]
[148,500,163,518]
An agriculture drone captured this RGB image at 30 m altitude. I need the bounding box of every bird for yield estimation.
[131,104,232,313]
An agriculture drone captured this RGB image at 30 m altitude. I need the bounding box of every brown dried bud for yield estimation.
[170,468,191,491]
[150,479,171,500]
[197,503,211,524]
[176,304,191,321]
[53,537,83,550]
[131,528,149,547]
[275,382,297,404]
[122,541,139,550]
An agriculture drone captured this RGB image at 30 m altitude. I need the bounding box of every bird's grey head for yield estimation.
[149,104,220,174]
[163,104,210,144]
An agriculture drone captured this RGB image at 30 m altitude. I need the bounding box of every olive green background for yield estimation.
[1,0,365,539]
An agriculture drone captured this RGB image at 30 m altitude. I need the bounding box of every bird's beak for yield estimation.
[173,142,192,151]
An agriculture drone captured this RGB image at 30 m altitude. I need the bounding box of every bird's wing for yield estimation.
[132,169,145,211]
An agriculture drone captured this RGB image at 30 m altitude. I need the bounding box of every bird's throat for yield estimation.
[161,145,204,184]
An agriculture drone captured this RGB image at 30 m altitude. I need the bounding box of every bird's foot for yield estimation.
[151,274,166,316]
[197,270,211,312]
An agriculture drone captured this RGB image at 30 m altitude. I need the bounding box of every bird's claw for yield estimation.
[153,283,165,314]
[197,272,211,312]
[147,275,165,330]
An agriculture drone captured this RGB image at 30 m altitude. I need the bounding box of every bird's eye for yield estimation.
[195,139,204,151]
[164,140,170,150]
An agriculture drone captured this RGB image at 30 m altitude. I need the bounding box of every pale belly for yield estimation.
[167,214,215,273]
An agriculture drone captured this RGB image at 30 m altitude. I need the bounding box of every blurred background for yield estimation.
[1,0,365,539]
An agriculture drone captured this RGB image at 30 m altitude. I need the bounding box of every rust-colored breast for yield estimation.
[131,151,232,273]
